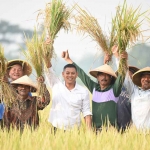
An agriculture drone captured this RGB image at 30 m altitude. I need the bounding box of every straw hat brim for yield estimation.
[89,64,117,79]
[132,67,150,87]
[11,75,37,92]
[7,59,32,76]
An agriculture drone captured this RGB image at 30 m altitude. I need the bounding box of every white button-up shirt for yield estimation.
[124,74,150,129]
[115,58,150,129]
[45,67,92,130]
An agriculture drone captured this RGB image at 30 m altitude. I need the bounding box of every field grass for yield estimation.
[1,98,150,150]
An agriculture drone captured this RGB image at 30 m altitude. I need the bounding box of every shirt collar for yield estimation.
[138,87,150,92]
[17,95,33,102]
[63,81,79,91]
[95,83,112,92]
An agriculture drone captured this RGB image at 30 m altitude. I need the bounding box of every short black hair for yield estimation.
[141,71,150,76]
[63,64,77,72]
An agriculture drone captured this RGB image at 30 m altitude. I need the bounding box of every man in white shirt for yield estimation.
[110,46,150,130]
[44,61,92,130]
[124,67,150,129]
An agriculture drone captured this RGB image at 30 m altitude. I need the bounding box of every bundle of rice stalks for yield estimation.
[0,45,16,106]
[112,0,144,77]
[37,0,72,66]
[23,29,45,97]
[74,5,116,58]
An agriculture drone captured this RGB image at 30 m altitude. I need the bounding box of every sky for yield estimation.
[0,0,150,81]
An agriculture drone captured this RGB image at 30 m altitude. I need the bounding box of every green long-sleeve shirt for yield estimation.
[73,62,124,128]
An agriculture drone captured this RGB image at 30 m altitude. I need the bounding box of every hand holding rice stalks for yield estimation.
[37,0,73,66]
[112,0,144,77]
[23,29,45,97]
[0,45,16,106]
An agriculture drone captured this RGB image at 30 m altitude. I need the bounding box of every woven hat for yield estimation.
[129,66,139,73]
[7,59,32,76]
[11,75,37,91]
[89,64,117,80]
[132,67,150,87]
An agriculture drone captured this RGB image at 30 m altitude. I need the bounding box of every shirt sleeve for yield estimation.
[44,67,61,88]
[81,89,92,117]
[123,71,134,96]
[73,62,97,93]
[113,57,134,97]
[113,74,125,97]
[112,57,126,97]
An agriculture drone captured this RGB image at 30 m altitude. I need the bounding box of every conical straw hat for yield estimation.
[132,67,150,87]
[7,59,32,76]
[11,75,37,90]
[89,64,117,79]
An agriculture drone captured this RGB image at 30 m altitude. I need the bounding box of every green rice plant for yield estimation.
[37,0,73,67]
[74,5,117,61]
[23,29,45,97]
[112,0,144,77]
[0,44,16,106]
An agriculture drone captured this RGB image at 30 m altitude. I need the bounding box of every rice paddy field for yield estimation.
[1,101,150,150]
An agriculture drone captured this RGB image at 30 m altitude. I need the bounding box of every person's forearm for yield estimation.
[37,84,50,110]
[84,115,92,129]
[66,58,73,64]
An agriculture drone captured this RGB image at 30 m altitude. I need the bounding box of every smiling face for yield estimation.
[62,67,78,85]
[97,72,112,89]
[141,73,150,90]
[17,84,30,98]
[8,64,24,81]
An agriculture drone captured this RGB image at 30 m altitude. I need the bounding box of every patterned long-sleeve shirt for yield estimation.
[3,84,50,131]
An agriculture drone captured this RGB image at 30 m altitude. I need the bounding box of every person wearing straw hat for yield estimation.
[116,66,139,132]
[7,59,32,82]
[107,46,140,131]
[44,61,92,131]
[112,48,150,130]
[0,59,32,124]
[123,67,150,129]
[3,75,50,131]
[62,49,128,132]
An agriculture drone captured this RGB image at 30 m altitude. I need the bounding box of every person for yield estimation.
[123,67,150,129]
[7,59,32,82]
[116,66,139,132]
[44,61,92,131]
[3,75,50,131]
[0,59,32,123]
[62,49,128,132]
[112,47,150,130]
[104,49,140,131]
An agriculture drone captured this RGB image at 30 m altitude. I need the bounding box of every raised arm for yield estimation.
[36,76,50,110]
[111,46,134,96]
[61,50,97,93]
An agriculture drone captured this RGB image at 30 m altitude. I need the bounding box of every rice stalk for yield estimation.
[37,0,73,66]
[23,29,45,97]
[74,5,114,57]
[112,0,144,77]
[0,44,16,106]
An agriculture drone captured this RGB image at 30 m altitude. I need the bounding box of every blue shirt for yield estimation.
[0,103,5,119]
